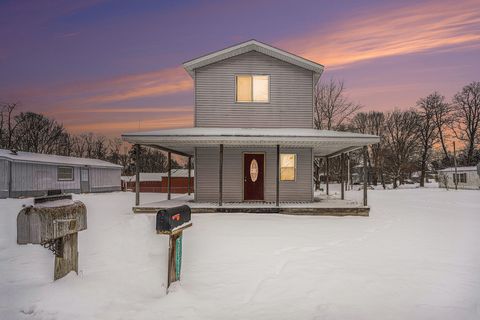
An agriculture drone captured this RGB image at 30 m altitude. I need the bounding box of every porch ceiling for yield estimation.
[122,127,379,157]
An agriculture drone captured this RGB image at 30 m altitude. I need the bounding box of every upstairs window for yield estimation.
[58,166,74,181]
[236,75,269,103]
[280,154,296,181]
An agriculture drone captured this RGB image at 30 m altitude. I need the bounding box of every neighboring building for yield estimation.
[122,40,379,204]
[0,149,122,198]
[438,166,480,190]
[122,169,194,193]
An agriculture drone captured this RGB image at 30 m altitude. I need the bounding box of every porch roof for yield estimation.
[122,127,379,157]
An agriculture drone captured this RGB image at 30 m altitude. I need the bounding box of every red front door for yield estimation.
[244,153,264,201]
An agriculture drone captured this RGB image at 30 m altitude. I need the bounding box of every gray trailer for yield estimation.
[0,149,122,198]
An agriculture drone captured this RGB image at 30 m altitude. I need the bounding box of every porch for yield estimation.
[132,192,370,216]
[122,127,380,214]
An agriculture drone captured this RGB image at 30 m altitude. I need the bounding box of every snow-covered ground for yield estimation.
[1,187,480,320]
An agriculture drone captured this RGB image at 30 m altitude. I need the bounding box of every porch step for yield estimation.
[133,205,369,216]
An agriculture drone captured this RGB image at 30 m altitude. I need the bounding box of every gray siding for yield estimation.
[89,167,121,188]
[195,51,314,128]
[0,159,9,198]
[11,162,80,193]
[0,161,121,198]
[195,146,313,202]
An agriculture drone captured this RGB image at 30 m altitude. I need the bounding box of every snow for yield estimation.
[1,187,480,319]
[438,166,478,172]
[122,126,379,139]
[0,148,122,168]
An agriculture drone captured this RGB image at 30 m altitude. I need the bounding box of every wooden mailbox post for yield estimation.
[17,194,87,280]
[156,205,192,288]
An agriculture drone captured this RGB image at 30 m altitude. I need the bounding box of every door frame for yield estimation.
[80,168,90,193]
[242,152,265,201]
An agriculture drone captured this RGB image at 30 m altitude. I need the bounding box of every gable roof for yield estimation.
[183,39,324,82]
[0,148,122,169]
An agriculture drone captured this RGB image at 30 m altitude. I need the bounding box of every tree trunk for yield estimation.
[438,130,449,161]
[420,148,428,187]
[467,141,475,165]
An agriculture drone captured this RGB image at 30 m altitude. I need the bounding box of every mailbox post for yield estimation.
[17,195,87,281]
[156,205,192,289]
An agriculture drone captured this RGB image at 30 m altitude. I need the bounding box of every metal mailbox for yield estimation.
[17,201,87,245]
[156,205,191,234]
[17,199,87,281]
[156,205,192,290]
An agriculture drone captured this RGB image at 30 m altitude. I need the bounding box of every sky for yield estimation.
[1,0,479,137]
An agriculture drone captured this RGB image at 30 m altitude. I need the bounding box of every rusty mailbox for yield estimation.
[17,195,87,280]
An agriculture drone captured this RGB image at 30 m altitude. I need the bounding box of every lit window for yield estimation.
[58,167,74,181]
[280,154,296,181]
[236,75,269,102]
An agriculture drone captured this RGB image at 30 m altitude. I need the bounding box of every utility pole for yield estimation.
[453,141,458,190]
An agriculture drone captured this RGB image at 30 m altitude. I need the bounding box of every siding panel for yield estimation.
[196,146,313,202]
[0,159,9,197]
[11,162,80,192]
[89,167,121,188]
[195,51,314,128]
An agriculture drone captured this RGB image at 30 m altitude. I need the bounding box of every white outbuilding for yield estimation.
[437,165,480,190]
[0,149,122,198]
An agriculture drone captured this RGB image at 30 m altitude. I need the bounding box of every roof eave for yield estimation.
[182,39,324,78]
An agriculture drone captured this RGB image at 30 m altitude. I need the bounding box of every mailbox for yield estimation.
[156,205,192,290]
[156,205,191,234]
[17,199,87,280]
[17,201,87,245]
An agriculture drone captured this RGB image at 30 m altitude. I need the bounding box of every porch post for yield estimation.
[363,146,368,206]
[341,153,345,200]
[167,152,171,200]
[347,153,351,191]
[187,156,192,195]
[219,144,223,206]
[276,144,280,207]
[325,157,329,195]
[135,144,140,206]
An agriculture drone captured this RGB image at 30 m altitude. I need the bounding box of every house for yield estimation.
[122,169,194,193]
[438,166,480,190]
[122,40,379,206]
[0,148,122,198]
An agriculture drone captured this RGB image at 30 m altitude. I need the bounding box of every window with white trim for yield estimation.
[280,154,296,181]
[236,75,269,102]
[58,166,74,181]
[454,173,467,183]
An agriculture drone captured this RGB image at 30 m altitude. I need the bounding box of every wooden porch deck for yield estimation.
[133,194,369,216]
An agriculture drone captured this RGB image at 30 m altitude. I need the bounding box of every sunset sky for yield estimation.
[1,0,479,137]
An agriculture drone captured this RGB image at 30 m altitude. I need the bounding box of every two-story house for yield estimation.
[123,40,379,206]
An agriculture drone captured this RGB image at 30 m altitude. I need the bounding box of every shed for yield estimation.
[0,149,122,198]
[122,169,194,193]
[437,166,480,190]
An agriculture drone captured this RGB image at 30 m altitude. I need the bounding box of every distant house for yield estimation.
[438,166,480,190]
[122,169,194,193]
[0,149,122,198]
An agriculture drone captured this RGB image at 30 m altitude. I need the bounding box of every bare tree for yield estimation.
[451,81,480,165]
[416,94,439,187]
[13,112,65,154]
[0,102,20,149]
[314,79,362,130]
[384,110,421,188]
[351,111,386,187]
[428,92,452,161]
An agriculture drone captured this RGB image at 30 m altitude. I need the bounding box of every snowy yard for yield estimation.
[1,187,480,320]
